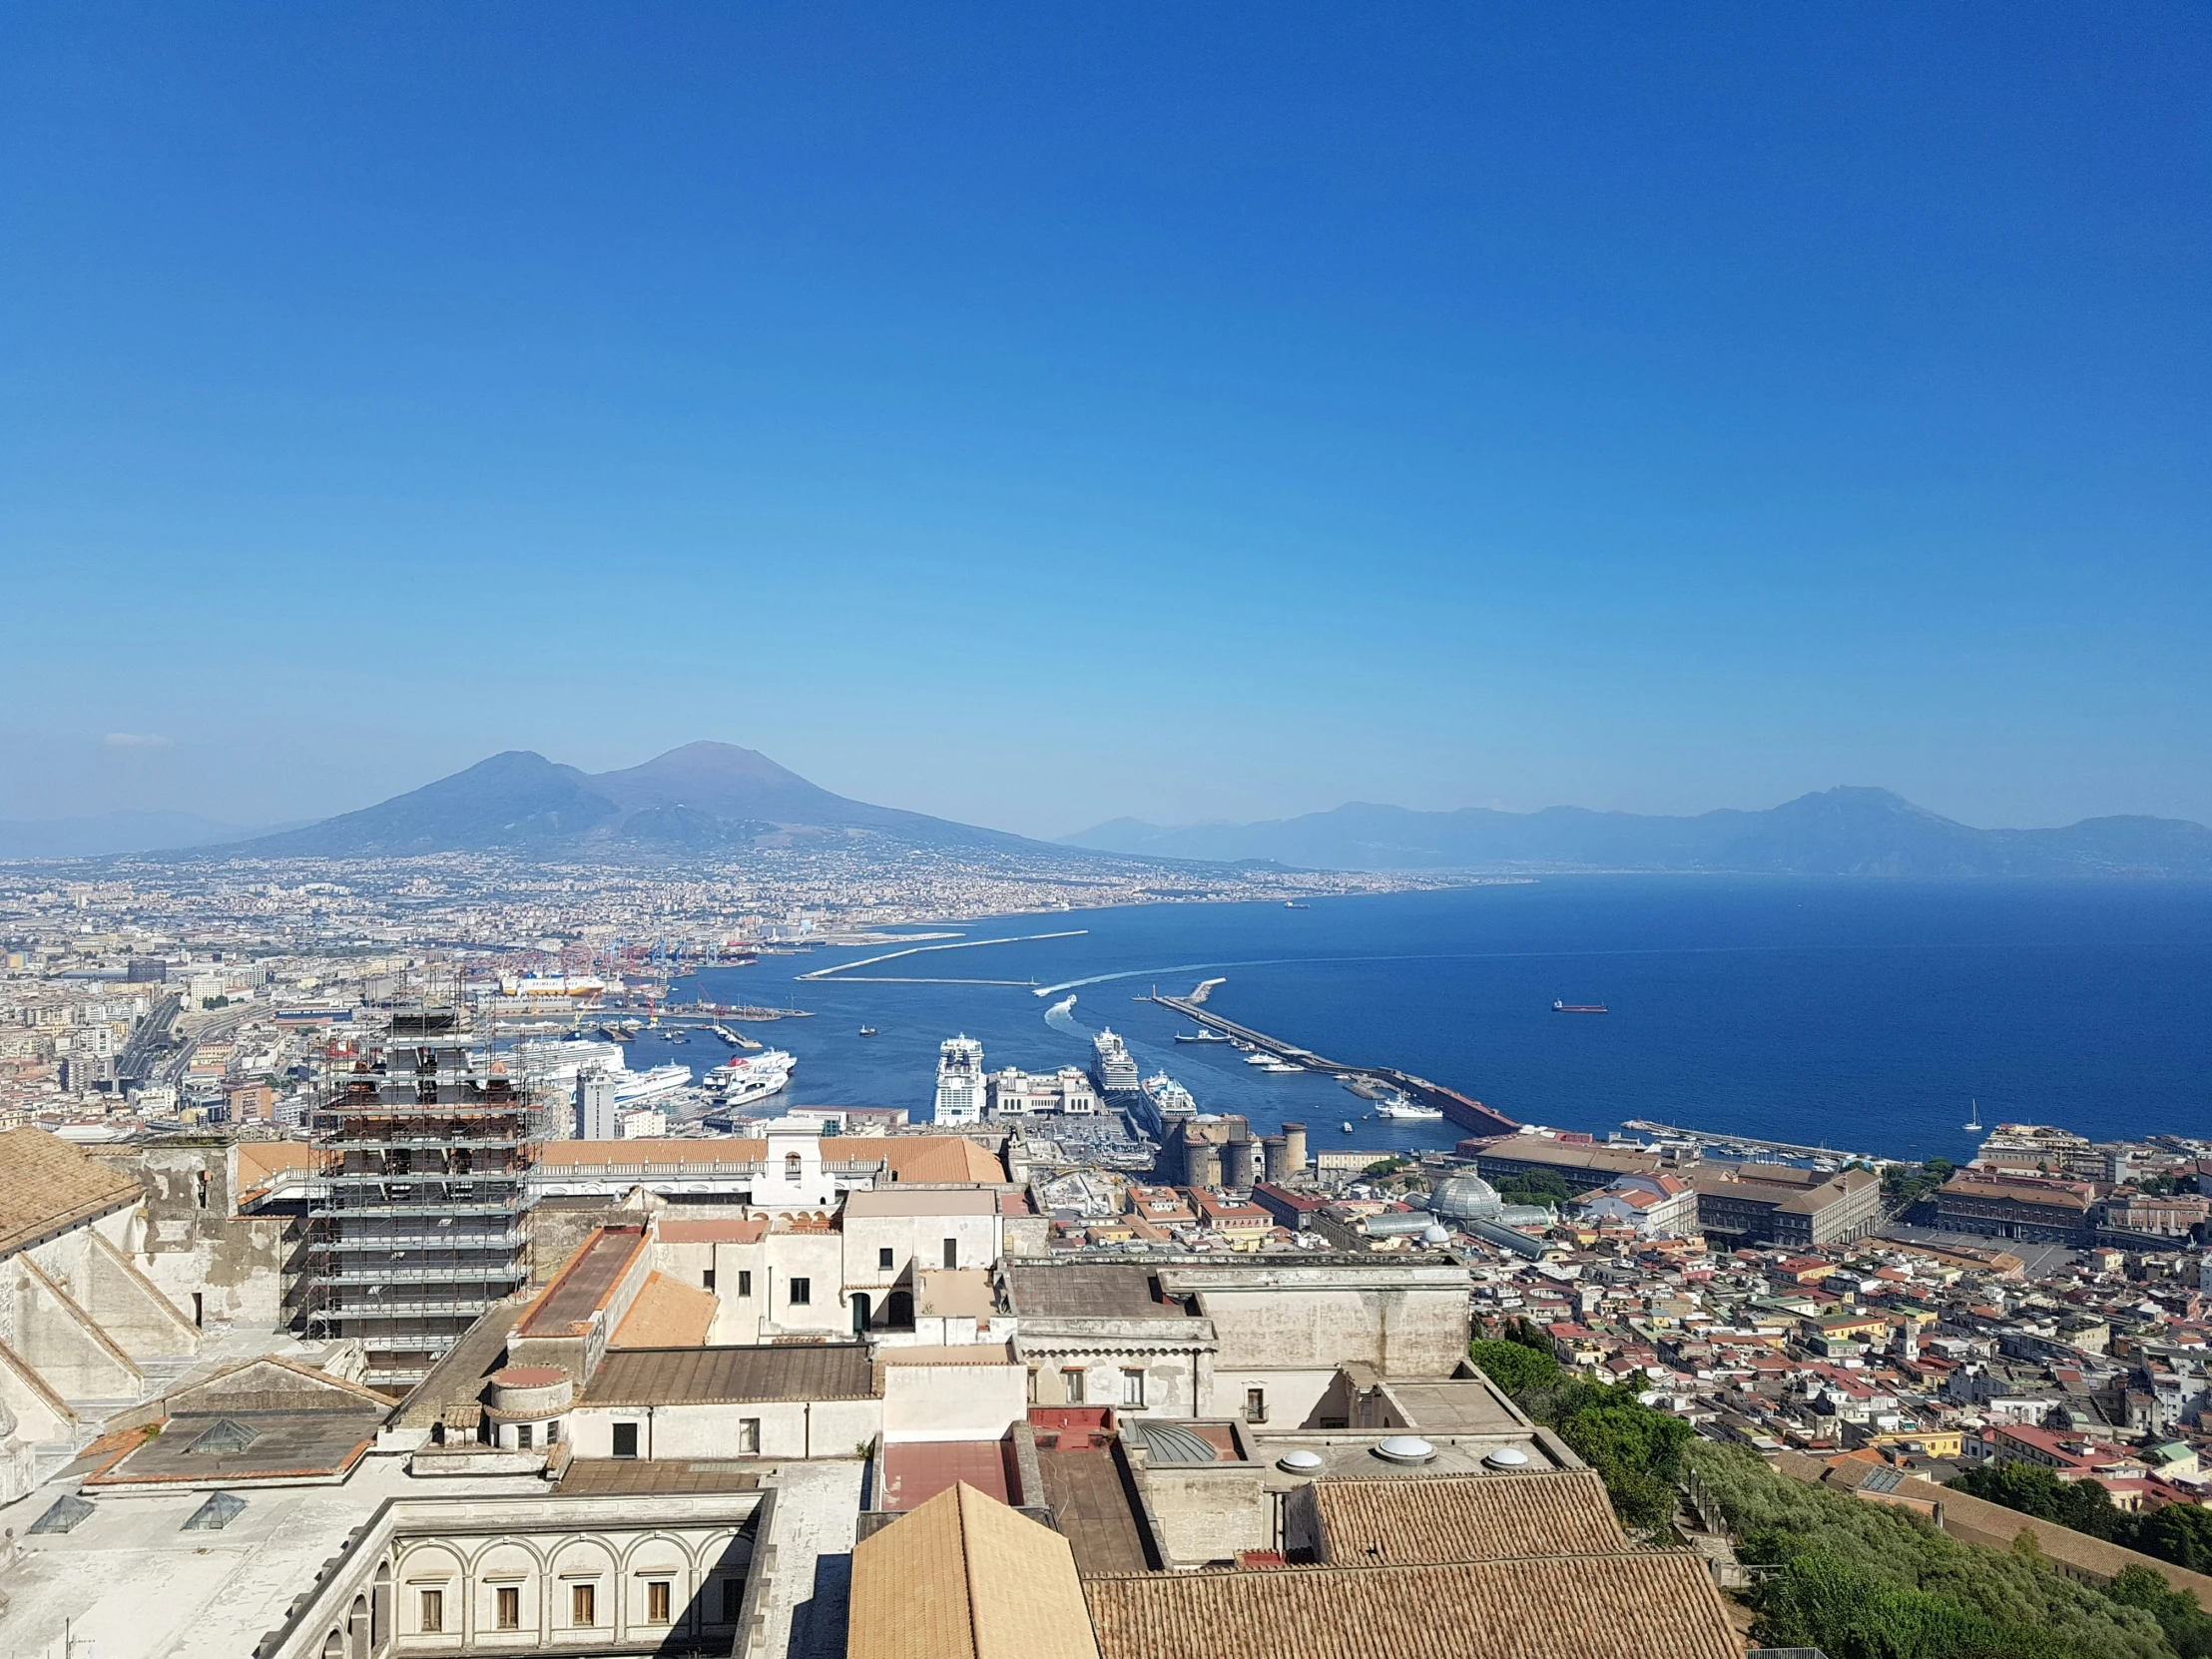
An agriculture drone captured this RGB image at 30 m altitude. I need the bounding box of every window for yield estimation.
[878,1247,894,1272]
[516,1422,533,1450]
[1121,1368,1146,1408]
[703,1268,716,1291]
[418,1589,443,1634]
[495,1586,521,1631]
[1245,1386,1268,1423]
[1062,1368,1086,1405]
[789,1277,811,1307]
[612,1421,639,1459]
[545,1419,559,1445]
[737,1269,753,1298]
[785,1151,802,1181]
[1026,1368,1039,1404]
[571,1583,597,1627]
[646,1580,672,1625]
[739,1417,761,1454]
[721,1579,743,1623]
[942,1238,958,1270]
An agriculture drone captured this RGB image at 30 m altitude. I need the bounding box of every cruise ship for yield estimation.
[706,1048,796,1110]
[610,1062,694,1108]
[1091,1028,1141,1094]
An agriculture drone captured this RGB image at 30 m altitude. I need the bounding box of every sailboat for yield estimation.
[1962,1098,1982,1133]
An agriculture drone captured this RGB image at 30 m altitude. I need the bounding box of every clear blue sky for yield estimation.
[3,4,2206,837]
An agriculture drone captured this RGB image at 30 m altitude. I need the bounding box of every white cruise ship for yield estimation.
[707,1048,796,1110]
[611,1062,693,1108]
[1091,1028,1140,1093]
[936,1035,985,1125]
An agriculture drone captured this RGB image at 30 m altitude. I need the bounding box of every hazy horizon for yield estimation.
[4,6,2205,838]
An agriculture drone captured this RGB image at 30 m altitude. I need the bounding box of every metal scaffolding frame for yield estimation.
[302,1007,545,1388]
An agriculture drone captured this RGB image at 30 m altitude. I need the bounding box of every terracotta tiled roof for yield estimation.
[0,1127,144,1259]
[1081,1552,1740,1659]
[848,1480,1101,1659]
[612,1272,718,1349]
[1310,1470,1626,1563]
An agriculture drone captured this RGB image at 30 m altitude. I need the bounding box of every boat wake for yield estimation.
[1043,994,1083,1036]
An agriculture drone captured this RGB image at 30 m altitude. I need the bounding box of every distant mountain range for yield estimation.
[1064,789,2212,877]
[193,743,1044,859]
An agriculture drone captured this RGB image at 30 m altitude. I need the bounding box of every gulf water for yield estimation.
[624,878,2212,1164]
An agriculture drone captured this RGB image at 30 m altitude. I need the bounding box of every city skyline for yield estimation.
[4,5,2207,837]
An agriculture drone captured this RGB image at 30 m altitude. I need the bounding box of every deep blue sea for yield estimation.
[619,879,2212,1164]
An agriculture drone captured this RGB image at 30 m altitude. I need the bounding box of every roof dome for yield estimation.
[1374,1435,1436,1465]
[1429,1172,1503,1223]
[1277,1449,1325,1473]
[1483,1446,1531,1469]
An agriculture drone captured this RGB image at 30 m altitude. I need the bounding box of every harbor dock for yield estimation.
[1620,1118,1900,1169]
[1148,990,1518,1138]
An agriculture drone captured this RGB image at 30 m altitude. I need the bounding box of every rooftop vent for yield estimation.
[1373,1435,1436,1465]
[28,1493,95,1535]
[184,1491,249,1531]
[1482,1446,1531,1469]
[1277,1449,1325,1473]
[189,1417,263,1454]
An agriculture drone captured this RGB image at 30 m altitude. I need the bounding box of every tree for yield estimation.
[2129,1504,2212,1576]
[1494,1168,1571,1207]
[1949,1464,2122,1542]
[1467,1337,1560,1397]
[2103,1565,2212,1659]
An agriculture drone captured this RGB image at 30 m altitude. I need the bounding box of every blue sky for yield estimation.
[3,3,2206,837]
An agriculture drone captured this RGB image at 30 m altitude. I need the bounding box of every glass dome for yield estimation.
[1428,1172,1504,1223]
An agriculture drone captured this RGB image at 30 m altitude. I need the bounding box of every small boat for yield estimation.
[1963,1098,1981,1132]
[1175,1030,1232,1044]
[1552,1000,1608,1014]
[859,1026,877,1037]
[1375,1100,1444,1121]
[1341,1121,1354,1133]
[1284,901,1310,909]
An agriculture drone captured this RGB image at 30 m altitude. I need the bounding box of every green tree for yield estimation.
[1467,1337,1561,1397]
[2104,1566,2212,1659]
[2129,1505,2212,1576]
[1494,1168,1572,1207]
[1949,1464,2122,1542]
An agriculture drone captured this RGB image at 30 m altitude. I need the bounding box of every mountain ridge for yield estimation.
[1062,788,2212,877]
[194,742,1039,860]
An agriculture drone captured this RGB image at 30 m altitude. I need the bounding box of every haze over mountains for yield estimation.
[212,743,1038,859]
[1065,789,2212,878]
[4,745,2208,876]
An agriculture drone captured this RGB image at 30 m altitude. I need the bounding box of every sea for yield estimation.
[613,877,2212,1166]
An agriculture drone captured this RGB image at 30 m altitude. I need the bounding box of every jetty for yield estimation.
[1621,1118,1898,1169]
[1147,989,1519,1139]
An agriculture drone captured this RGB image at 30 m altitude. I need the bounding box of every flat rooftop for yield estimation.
[880,1439,1015,1511]
[1004,1264,1196,1322]
[580,1343,876,1406]
[517,1225,647,1337]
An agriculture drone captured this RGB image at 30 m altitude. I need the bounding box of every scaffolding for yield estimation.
[303,1006,544,1389]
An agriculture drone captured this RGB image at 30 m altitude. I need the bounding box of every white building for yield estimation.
[579,1072,619,1141]
[985,1065,1099,1118]
[1574,1172,1699,1239]
[934,1035,985,1125]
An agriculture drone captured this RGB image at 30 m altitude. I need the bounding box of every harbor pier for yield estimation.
[1148,991,1519,1139]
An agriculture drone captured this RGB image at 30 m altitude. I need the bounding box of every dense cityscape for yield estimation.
[0,848,2207,1659]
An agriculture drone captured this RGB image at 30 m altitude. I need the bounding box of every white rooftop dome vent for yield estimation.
[1374,1435,1436,1465]
[1277,1449,1325,1473]
[1483,1446,1531,1469]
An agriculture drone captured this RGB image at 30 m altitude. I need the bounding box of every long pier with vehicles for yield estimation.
[1621,1118,1900,1169]
[1147,989,1520,1139]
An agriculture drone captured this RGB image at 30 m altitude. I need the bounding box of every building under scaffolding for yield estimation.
[303,1007,545,1389]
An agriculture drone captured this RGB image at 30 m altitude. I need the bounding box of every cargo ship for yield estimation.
[1552,1000,1608,1014]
